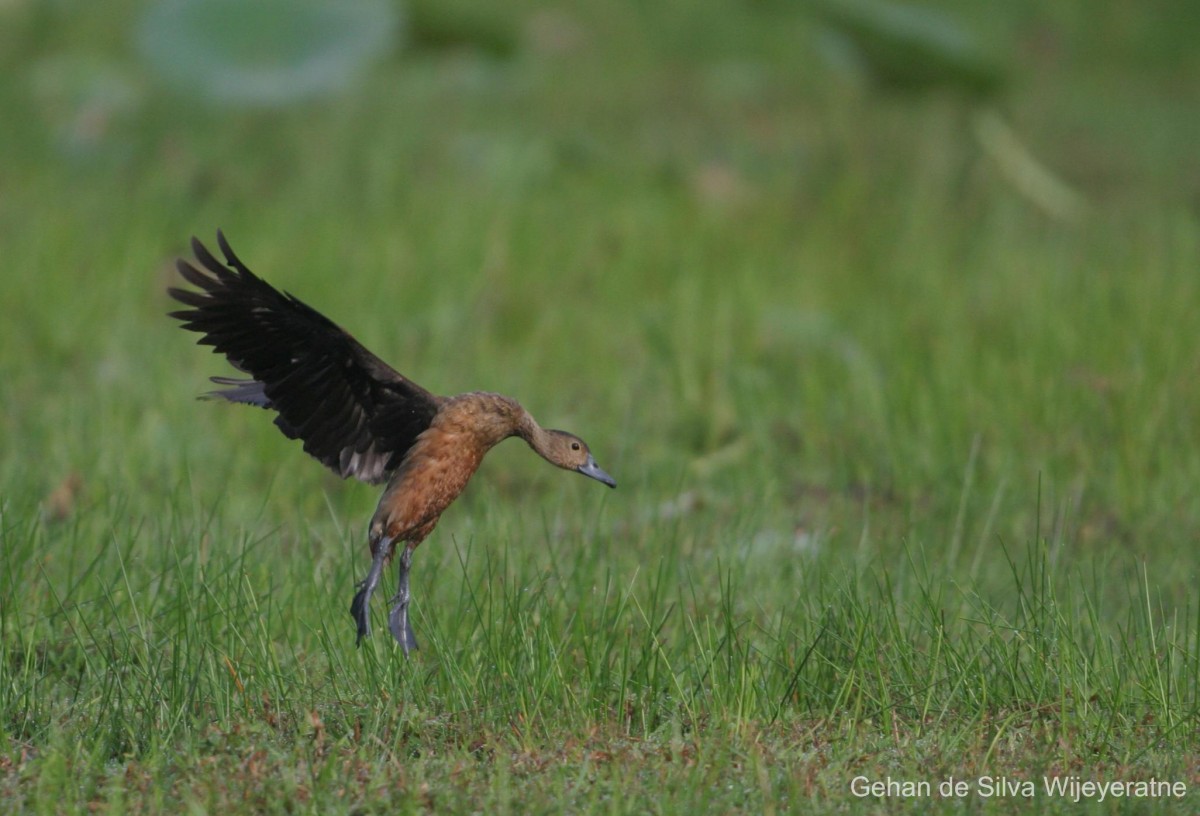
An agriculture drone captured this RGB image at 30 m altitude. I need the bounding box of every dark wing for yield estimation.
[168,231,441,484]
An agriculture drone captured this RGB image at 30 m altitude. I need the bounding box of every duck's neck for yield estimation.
[515,410,553,459]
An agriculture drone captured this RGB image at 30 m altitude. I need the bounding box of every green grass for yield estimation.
[3,0,1200,812]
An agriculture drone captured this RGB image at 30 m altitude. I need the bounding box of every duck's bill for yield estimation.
[577,455,617,488]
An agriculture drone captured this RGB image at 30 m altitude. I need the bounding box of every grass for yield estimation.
[3,0,1200,811]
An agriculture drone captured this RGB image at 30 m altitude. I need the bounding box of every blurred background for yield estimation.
[2,0,1199,582]
[5,3,1200,803]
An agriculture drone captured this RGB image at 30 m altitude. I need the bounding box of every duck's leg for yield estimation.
[388,544,419,656]
[350,535,391,646]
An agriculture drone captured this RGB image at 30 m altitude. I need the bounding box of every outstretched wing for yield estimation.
[168,231,441,484]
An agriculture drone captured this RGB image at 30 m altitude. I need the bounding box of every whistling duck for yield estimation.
[169,232,616,654]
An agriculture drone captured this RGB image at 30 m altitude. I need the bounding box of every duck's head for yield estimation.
[541,430,617,488]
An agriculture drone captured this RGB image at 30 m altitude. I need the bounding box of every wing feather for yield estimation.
[168,231,441,484]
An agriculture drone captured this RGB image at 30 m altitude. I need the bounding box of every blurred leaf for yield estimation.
[807,0,1005,98]
[406,0,517,58]
[972,108,1086,222]
[135,0,400,108]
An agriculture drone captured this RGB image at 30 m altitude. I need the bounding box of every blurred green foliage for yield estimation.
[808,0,1005,96]
[135,0,400,107]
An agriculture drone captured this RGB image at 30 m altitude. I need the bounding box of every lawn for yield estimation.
[2,0,1200,812]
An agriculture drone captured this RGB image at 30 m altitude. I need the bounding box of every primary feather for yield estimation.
[168,231,442,484]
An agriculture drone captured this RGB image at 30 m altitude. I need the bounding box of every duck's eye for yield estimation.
[571,442,581,451]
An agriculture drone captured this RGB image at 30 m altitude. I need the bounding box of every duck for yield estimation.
[168,231,616,654]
